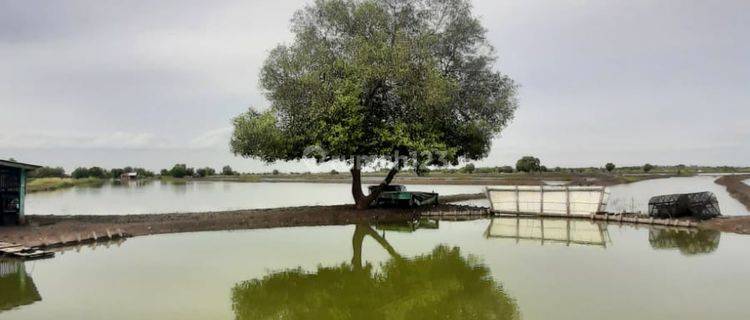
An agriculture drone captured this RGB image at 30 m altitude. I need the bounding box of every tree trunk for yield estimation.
[350,159,402,210]
[351,224,402,269]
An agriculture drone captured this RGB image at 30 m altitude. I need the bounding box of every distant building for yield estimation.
[0,160,40,225]
[120,172,138,181]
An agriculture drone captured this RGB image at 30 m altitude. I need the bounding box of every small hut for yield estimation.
[0,160,40,225]
[648,192,721,220]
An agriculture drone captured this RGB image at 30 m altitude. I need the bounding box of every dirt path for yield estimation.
[0,202,491,248]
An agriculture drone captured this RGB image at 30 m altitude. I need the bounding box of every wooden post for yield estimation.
[565,186,571,216]
[596,186,606,213]
[18,169,26,225]
[540,217,545,246]
[540,186,545,214]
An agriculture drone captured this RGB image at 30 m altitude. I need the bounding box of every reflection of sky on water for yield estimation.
[1,219,748,320]
[26,181,483,215]
[607,176,747,215]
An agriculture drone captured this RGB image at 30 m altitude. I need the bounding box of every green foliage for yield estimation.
[26,177,104,192]
[87,166,108,179]
[28,166,66,178]
[605,163,615,172]
[460,163,476,174]
[330,169,339,175]
[648,228,720,256]
[160,169,169,176]
[196,167,217,178]
[498,166,514,174]
[71,167,90,179]
[222,165,235,176]
[169,164,189,178]
[110,168,125,179]
[643,163,654,173]
[414,163,431,176]
[134,168,155,178]
[230,0,517,170]
[515,156,541,173]
[231,245,518,320]
[272,169,280,175]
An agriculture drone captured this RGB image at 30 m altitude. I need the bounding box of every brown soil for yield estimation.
[0,201,489,248]
[6,185,750,251]
[699,216,750,235]
[714,174,750,211]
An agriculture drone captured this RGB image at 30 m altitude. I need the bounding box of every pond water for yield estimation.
[607,176,747,215]
[25,175,747,216]
[25,181,483,215]
[454,176,749,216]
[1,218,748,320]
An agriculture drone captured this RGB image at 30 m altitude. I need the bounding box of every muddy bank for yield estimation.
[700,216,750,235]
[714,174,750,211]
[3,202,750,250]
[1,202,489,248]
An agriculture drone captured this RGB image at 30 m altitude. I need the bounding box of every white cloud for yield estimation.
[188,127,233,150]
[0,131,169,149]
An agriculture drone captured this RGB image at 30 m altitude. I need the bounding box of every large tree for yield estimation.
[231,0,518,209]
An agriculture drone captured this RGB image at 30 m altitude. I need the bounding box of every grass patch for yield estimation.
[27,177,106,193]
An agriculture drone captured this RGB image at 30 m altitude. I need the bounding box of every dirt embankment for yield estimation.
[1,201,489,248]
[700,216,750,235]
[714,174,750,211]
[704,175,750,234]
[3,201,750,250]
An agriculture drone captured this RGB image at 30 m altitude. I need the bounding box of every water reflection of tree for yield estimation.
[648,228,720,255]
[231,224,519,320]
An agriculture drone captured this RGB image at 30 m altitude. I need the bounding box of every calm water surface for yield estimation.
[25,176,748,215]
[1,218,748,320]
[607,176,747,215]
[26,181,483,215]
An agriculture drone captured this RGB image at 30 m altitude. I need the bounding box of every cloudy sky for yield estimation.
[1,0,748,172]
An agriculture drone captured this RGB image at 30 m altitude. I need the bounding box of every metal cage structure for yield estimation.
[647,192,721,220]
[485,186,609,217]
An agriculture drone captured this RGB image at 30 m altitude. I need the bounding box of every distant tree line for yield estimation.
[403,157,744,176]
[159,164,237,178]
[28,166,156,179]
[27,166,66,178]
[71,166,155,179]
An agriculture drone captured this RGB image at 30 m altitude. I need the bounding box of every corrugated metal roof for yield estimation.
[0,160,41,170]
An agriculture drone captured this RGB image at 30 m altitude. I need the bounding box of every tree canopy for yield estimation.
[515,156,541,173]
[231,0,516,168]
[605,163,615,172]
[231,0,517,208]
